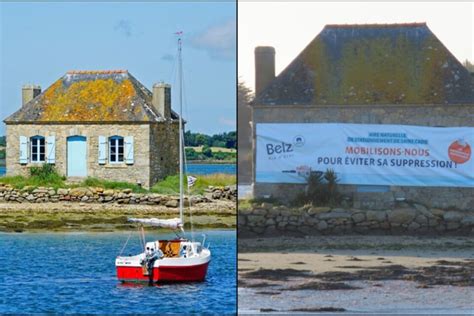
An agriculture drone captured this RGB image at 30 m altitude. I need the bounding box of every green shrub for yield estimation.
[80,177,146,193]
[202,145,213,158]
[291,169,340,207]
[324,169,340,206]
[0,164,65,189]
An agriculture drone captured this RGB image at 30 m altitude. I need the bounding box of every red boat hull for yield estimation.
[116,261,210,283]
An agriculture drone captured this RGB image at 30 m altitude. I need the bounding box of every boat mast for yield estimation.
[178,34,184,225]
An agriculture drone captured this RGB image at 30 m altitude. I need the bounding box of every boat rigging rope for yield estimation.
[118,231,132,256]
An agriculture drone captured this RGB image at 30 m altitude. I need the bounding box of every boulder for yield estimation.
[414,215,428,226]
[352,212,366,223]
[57,188,69,195]
[443,211,463,222]
[318,210,351,220]
[460,216,474,226]
[70,187,91,197]
[103,189,115,196]
[387,208,416,224]
[366,210,386,222]
[317,220,328,230]
[165,199,179,208]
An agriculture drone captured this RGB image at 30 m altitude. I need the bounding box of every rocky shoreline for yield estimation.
[0,183,236,232]
[0,199,235,232]
[239,202,474,237]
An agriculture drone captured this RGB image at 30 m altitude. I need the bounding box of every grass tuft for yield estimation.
[79,177,147,193]
[151,173,235,195]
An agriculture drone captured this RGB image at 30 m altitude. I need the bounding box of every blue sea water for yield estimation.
[186,164,235,175]
[0,230,236,314]
[0,164,235,177]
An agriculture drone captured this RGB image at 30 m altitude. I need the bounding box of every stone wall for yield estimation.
[149,122,179,185]
[0,184,236,205]
[251,103,474,208]
[239,202,474,237]
[6,123,178,188]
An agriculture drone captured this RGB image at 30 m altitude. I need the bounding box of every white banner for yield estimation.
[256,123,474,187]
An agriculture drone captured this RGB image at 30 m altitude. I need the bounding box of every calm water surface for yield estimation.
[0,230,236,314]
[186,164,235,175]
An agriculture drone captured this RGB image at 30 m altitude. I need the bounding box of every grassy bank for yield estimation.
[152,173,235,195]
[0,171,235,195]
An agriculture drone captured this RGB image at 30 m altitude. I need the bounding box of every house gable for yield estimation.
[255,23,474,106]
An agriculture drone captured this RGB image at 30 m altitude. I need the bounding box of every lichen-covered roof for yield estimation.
[255,23,474,105]
[5,70,179,123]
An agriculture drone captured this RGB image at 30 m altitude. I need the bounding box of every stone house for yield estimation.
[4,70,179,188]
[251,23,474,211]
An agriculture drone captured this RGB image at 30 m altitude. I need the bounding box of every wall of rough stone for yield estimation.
[251,103,474,209]
[239,202,474,237]
[149,122,179,185]
[6,124,153,187]
[0,184,236,205]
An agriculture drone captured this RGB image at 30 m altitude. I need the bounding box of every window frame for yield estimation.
[108,136,124,164]
[30,136,46,163]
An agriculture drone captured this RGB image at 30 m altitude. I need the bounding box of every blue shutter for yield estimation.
[98,136,107,164]
[19,136,28,164]
[125,136,134,165]
[46,136,56,164]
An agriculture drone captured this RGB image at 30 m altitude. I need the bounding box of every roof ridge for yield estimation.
[66,70,128,75]
[324,22,427,29]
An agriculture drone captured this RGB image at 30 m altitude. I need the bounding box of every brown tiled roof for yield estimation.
[4,70,178,123]
[255,23,474,105]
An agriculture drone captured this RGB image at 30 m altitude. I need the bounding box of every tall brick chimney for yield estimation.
[22,84,41,106]
[255,46,275,96]
[152,82,171,118]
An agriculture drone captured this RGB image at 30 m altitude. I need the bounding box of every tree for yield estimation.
[202,145,213,158]
[238,81,254,184]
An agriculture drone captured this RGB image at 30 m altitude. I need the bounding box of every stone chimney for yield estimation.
[255,46,275,96]
[22,84,41,106]
[152,82,171,118]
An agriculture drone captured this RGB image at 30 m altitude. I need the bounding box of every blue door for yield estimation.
[67,136,87,177]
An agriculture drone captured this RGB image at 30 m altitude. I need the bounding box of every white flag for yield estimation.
[187,176,197,187]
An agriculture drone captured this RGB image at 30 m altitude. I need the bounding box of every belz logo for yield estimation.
[266,142,293,155]
[265,135,305,156]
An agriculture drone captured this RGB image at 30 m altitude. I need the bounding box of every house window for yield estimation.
[109,136,124,163]
[31,136,45,163]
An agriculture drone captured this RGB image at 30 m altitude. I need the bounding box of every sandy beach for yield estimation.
[238,236,474,314]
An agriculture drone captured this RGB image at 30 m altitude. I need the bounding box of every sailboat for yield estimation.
[115,35,211,284]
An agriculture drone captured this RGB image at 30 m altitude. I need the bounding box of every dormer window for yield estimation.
[30,136,45,163]
[109,136,124,163]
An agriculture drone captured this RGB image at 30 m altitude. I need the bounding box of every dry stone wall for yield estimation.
[0,184,236,206]
[239,202,474,237]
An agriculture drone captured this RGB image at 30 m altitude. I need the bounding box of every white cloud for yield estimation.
[219,116,235,128]
[114,19,133,37]
[190,19,236,60]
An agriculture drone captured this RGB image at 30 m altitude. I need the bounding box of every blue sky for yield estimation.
[0,2,236,135]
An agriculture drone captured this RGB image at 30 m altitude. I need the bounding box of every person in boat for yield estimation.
[141,246,163,269]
